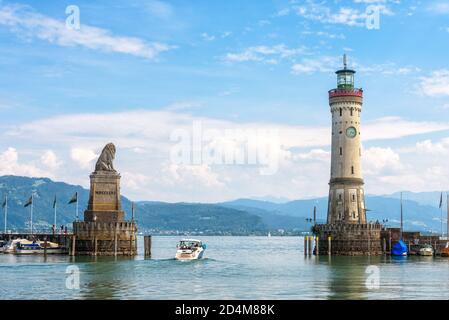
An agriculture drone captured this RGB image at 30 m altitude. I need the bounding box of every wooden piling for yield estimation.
[316,236,319,256]
[43,238,47,257]
[328,236,332,255]
[389,231,392,253]
[114,225,118,257]
[94,236,97,256]
[70,235,76,256]
[383,238,386,254]
[144,235,152,257]
[308,236,312,256]
[304,236,308,255]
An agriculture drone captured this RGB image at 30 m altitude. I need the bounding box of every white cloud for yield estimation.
[427,1,449,14]
[70,148,97,169]
[420,70,449,97]
[3,109,449,201]
[0,4,174,60]
[224,44,308,64]
[0,147,49,177]
[40,150,62,170]
[415,138,449,155]
[144,0,174,19]
[363,147,403,175]
[201,33,215,41]
[291,56,338,74]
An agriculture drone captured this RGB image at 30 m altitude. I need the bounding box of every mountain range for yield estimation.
[0,175,446,235]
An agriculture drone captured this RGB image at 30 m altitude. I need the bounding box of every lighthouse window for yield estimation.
[351,166,354,174]
[339,108,342,116]
[350,109,353,116]
[339,194,342,201]
[352,194,355,201]
[340,147,342,155]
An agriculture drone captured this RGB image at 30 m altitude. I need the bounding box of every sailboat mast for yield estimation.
[400,192,403,239]
[447,193,449,239]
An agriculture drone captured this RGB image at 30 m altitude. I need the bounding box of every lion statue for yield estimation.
[95,143,116,172]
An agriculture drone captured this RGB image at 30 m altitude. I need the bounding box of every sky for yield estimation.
[0,0,449,202]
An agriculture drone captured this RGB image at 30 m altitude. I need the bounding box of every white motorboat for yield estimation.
[2,239,33,254]
[175,239,206,260]
[15,241,65,255]
[418,244,434,256]
[0,240,6,252]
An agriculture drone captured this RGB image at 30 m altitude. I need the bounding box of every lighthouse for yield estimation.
[313,55,383,256]
[327,54,366,225]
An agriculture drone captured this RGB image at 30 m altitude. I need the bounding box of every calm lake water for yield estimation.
[0,236,448,300]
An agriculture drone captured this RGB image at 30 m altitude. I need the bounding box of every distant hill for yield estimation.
[0,175,446,234]
[0,176,270,235]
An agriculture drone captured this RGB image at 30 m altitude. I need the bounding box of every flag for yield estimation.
[24,196,33,207]
[53,195,57,209]
[68,192,78,204]
[1,195,6,209]
[439,192,443,209]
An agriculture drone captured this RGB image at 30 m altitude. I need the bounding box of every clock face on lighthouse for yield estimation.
[346,126,357,138]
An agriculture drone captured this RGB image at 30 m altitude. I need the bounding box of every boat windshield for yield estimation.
[178,241,201,248]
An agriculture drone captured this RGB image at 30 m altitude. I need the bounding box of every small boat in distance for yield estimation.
[418,244,434,256]
[392,240,408,256]
[392,192,408,257]
[175,239,206,261]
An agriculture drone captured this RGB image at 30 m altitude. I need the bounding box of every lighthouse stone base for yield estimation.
[314,223,383,256]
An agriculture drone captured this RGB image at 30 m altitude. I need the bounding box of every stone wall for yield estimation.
[73,221,137,256]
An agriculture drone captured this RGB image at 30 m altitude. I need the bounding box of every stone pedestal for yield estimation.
[73,168,137,256]
[314,223,383,256]
[83,172,124,223]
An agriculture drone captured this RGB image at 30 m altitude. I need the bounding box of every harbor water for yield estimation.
[0,236,449,300]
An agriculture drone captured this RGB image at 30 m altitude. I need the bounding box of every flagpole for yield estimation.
[54,200,57,229]
[400,192,403,239]
[76,193,79,222]
[4,195,7,234]
[30,194,34,235]
[447,193,449,239]
[132,202,135,222]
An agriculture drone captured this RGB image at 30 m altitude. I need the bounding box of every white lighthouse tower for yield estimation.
[314,55,383,256]
[327,54,366,225]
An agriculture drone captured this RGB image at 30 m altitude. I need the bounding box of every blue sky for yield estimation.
[0,0,449,202]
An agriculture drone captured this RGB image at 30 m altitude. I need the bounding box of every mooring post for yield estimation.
[44,237,47,258]
[304,236,308,256]
[71,235,76,256]
[114,223,118,257]
[328,236,332,255]
[144,235,152,257]
[389,231,392,253]
[94,236,97,256]
[408,241,411,253]
[316,236,319,256]
[383,238,386,254]
[308,236,312,256]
